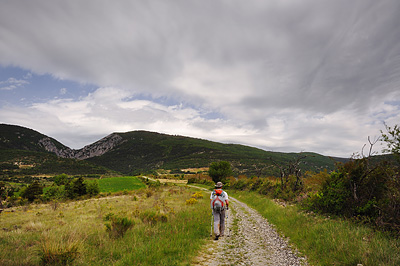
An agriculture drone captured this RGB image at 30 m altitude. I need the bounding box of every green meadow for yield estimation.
[97,176,146,192]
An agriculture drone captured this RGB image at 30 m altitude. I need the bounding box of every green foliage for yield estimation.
[308,171,351,215]
[53,174,69,186]
[104,213,134,238]
[85,130,338,176]
[85,179,100,196]
[208,161,233,183]
[232,191,400,266]
[381,123,400,157]
[306,157,399,234]
[0,149,115,180]
[73,177,87,196]
[42,185,66,201]
[21,181,43,202]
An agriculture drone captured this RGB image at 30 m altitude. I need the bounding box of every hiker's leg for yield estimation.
[213,210,220,236]
[220,209,226,236]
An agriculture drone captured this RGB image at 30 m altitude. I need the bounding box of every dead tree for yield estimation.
[269,153,311,190]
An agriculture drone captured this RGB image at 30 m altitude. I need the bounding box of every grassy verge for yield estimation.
[0,186,210,266]
[230,191,400,266]
[98,176,146,192]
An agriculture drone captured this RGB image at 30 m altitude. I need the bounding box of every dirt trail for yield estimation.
[193,197,308,266]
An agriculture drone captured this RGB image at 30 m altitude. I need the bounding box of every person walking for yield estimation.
[210,181,229,240]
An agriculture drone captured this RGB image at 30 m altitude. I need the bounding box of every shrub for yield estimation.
[53,174,69,186]
[42,185,66,202]
[257,179,274,195]
[209,161,233,183]
[38,237,80,265]
[191,192,203,199]
[85,180,100,196]
[186,198,198,205]
[21,181,43,202]
[104,213,134,238]
[140,209,168,224]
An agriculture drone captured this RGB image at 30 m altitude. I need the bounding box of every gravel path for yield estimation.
[193,197,308,266]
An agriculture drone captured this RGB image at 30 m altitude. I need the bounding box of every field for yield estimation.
[97,176,146,192]
[0,179,210,265]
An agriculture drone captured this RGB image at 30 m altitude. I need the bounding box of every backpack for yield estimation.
[211,189,225,212]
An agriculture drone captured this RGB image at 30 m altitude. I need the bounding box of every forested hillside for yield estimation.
[1,123,341,177]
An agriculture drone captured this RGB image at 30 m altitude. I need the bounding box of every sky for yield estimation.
[1,0,400,158]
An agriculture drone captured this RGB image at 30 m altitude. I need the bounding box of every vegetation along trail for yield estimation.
[193,191,308,266]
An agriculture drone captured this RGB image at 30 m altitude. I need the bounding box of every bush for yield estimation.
[309,171,351,215]
[38,237,80,265]
[306,157,400,234]
[21,181,43,202]
[42,185,66,202]
[104,213,134,238]
[186,198,198,205]
[209,161,233,183]
[191,192,203,199]
[85,180,100,196]
[140,209,168,225]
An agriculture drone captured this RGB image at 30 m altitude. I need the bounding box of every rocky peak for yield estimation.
[74,133,124,159]
[38,133,124,160]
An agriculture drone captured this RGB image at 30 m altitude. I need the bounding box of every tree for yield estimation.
[65,177,87,199]
[381,123,400,158]
[269,153,310,190]
[72,176,87,197]
[53,173,69,186]
[86,180,100,196]
[0,182,7,208]
[21,181,43,202]
[208,161,233,183]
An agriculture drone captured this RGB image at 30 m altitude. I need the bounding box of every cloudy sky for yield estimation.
[1,0,400,157]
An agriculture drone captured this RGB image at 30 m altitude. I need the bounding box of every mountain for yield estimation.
[0,124,117,177]
[1,123,342,176]
[0,124,70,153]
[84,130,340,176]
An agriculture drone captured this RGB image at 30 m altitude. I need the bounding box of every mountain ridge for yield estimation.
[0,123,344,176]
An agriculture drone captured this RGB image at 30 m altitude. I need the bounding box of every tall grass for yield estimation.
[231,191,400,266]
[0,186,210,266]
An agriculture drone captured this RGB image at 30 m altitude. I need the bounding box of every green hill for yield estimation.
[0,124,117,179]
[86,131,339,176]
[1,123,343,177]
[0,124,68,152]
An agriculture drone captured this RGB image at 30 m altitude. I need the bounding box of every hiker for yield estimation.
[210,181,229,240]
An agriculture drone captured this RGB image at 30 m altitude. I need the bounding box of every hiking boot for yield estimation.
[214,235,219,240]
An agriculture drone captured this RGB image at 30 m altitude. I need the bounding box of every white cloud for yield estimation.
[0,0,400,157]
[0,77,29,91]
[59,88,67,95]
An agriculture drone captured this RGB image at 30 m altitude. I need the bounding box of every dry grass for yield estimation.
[0,186,210,266]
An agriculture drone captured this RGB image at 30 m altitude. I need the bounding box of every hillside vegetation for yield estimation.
[0,149,116,181]
[86,130,339,176]
[1,124,342,177]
